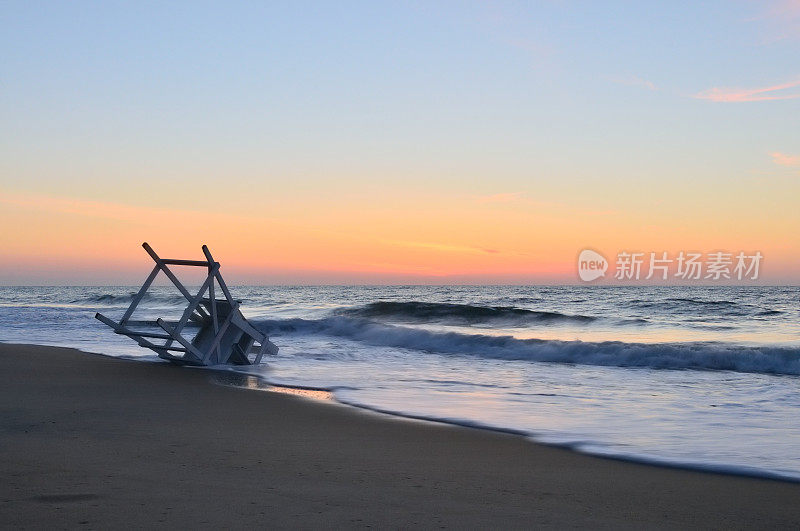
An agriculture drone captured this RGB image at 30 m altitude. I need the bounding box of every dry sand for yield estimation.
[1,343,799,529]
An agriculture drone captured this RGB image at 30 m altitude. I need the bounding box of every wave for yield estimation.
[665,298,738,306]
[628,298,757,317]
[69,293,189,306]
[336,301,596,325]
[255,316,800,376]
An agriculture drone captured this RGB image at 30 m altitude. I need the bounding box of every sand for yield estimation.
[1,343,798,529]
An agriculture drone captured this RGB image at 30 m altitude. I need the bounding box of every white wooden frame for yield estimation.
[96,242,278,366]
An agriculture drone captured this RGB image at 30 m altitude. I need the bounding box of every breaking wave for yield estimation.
[336,301,596,325]
[256,316,800,376]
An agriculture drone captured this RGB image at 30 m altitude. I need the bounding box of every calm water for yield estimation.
[1,285,799,480]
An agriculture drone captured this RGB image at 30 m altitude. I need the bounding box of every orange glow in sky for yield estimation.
[1,186,797,284]
[1,2,798,284]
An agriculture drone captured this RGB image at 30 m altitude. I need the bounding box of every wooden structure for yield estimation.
[96,243,278,366]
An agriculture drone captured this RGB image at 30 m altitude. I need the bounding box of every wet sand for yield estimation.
[1,343,798,529]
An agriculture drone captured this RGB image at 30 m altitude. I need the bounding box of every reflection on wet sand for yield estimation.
[210,372,334,402]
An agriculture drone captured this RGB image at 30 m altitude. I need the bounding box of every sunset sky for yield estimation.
[2,1,799,284]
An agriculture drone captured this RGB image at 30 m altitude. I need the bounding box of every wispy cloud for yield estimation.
[754,0,800,42]
[609,75,657,91]
[694,78,800,102]
[770,151,800,166]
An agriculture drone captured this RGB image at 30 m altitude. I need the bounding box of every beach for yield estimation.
[2,343,799,529]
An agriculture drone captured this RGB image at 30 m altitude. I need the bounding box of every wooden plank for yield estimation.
[96,313,168,353]
[230,311,266,343]
[162,262,218,349]
[115,330,172,340]
[209,280,218,334]
[188,311,207,325]
[260,338,278,357]
[201,245,245,363]
[119,264,160,325]
[142,242,195,302]
[157,263,194,302]
[254,344,265,365]
[208,278,219,361]
[228,344,250,365]
[202,245,237,307]
[124,320,201,328]
[156,319,205,362]
[122,320,160,327]
[155,350,198,364]
[161,259,217,267]
[207,301,240,364]
[151,346,188,353]
[194,304,210,320]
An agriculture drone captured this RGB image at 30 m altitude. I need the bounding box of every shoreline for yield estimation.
[2,342,800,528]
[9,340,800,485]
[168,349,800,485]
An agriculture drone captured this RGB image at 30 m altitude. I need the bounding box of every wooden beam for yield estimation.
[206,301,240,364]
[119,264,160,325]
[208,275,219,361]
[163,262,219,349]
[195,304,210,320]
[115,330,172,340]
[124,320,201,328]
[142,242,195,302]
[151,346,188,353]
[202,245,237,307]
[96,313,167,353]
[161,259,218,267]
[229,344,250,365]
[256,339,279,364]
[156,319,205,362]
[188,311,207,325]
[230,311,266,343]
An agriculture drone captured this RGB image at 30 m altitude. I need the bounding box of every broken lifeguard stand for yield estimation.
[96,243,277,366]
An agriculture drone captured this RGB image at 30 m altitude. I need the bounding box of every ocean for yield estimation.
[1,285,798,481]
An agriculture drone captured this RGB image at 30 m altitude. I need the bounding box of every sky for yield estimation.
[1,1,799,285]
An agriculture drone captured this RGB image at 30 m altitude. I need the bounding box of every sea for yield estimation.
[1,285,798,481]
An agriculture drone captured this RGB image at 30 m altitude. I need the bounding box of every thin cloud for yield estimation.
[770,151,800,166]
[754,0,800,42]
[694,78,800,102]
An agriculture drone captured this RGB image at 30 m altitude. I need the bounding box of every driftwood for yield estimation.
[96,243,277,366]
